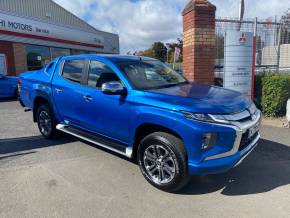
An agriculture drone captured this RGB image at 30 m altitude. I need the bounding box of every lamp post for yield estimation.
[238,0,245,31]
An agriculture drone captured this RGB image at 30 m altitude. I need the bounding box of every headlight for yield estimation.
[183,112,214,122]
[182,112,230,124]
[248,102,258,115]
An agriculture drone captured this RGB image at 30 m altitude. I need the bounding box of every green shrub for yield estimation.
[261,74,290,117]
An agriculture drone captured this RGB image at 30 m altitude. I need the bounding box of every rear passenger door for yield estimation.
[52,58,87,126]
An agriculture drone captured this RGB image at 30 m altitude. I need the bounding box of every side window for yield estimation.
[62,59,85,84]
[88,60,120,88]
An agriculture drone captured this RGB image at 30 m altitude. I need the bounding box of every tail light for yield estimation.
[18,79,22,94]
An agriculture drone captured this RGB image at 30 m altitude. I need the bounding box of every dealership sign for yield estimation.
[0,12,104,48]
[224,31,254,97]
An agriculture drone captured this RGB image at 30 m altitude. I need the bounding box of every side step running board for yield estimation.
[56,124,133,158]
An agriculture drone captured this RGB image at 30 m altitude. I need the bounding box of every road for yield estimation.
[1,100,290,218]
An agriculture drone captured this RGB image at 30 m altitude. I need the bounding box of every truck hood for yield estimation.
[146,83,251,114]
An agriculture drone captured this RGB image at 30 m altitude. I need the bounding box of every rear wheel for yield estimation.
[37,104,58,139]
[137,132,189,192]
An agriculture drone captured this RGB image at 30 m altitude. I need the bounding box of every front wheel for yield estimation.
[37,104,58,139]
[137,132,189,192]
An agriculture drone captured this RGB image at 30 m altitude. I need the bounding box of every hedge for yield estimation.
[255,73,290,117]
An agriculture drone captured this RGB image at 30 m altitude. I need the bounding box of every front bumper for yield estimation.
[188,110,261,175]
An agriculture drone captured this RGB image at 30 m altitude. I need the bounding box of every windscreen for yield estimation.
[115,60,188,90]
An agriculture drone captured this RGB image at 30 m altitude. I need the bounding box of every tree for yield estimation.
[152,42,167,62]
[138,42,167,62]
[138,39,183,63]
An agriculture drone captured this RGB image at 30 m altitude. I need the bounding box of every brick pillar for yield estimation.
[182,0,216,85]
[13,43,28,75]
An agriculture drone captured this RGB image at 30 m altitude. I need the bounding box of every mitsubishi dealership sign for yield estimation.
[224,31,254,97]
[0,12,110,51]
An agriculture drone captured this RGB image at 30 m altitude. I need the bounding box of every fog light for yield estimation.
[201,133,217,150]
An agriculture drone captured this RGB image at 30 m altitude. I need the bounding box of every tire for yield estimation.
[137,132,189,192]
[36,104,59,139]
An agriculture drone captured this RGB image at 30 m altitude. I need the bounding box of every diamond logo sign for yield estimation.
[239,33,247,43]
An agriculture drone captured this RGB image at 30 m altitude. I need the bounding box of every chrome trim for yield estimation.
[101,82,125,94]
[210,110,251,122]
[56,124,133,158]
[234,135,260,168]
[205,110,261,161]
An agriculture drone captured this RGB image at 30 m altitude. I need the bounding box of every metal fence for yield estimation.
[173,16,290,84]
[215,17,290,75]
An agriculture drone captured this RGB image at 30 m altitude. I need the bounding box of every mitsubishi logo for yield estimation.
[239,33,247,43]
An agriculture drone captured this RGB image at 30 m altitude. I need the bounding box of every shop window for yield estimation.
[71,49,96,55]
[51,47,70,59]
[26,44,51,71]
[0,54,7,75]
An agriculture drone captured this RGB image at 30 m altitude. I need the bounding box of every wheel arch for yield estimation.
[132,123,185,158]
[32,92,54,122]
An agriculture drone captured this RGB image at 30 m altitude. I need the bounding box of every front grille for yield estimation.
[236,115,252,123]
[239,131,259,151]
[222,110,252,123]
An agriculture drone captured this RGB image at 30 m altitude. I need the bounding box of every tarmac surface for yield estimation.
[1,100,290,218]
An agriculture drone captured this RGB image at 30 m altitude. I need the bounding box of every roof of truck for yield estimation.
[101,54,157,62]
[63,54,157,62]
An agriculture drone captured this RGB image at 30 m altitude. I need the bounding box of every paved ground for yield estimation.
[1,100,290,218]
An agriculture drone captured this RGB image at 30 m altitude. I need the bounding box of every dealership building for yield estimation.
[0,0,119,76]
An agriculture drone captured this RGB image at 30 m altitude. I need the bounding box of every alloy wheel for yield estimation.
[143,144,176,185]
[38,110,52,136]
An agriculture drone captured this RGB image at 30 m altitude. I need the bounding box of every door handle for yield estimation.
[55,88,63,93]
[83,95,93,101]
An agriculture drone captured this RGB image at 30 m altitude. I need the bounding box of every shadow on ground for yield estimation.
[0,98,17,103]
[0,135,74,155]
[180,139,290,196]
[1,135,290,196]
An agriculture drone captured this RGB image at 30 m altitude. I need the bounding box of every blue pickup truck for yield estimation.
[0,73,19,98]
[19,55,261,192]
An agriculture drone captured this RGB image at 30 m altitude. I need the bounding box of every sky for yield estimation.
[53,0,290,54]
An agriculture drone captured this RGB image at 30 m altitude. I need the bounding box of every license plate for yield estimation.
[248,122,260,139]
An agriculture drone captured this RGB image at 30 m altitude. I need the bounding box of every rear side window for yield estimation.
[88,60,120,88]
[62,60,85,84]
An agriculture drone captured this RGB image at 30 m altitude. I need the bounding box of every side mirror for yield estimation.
[101,81,126,95]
